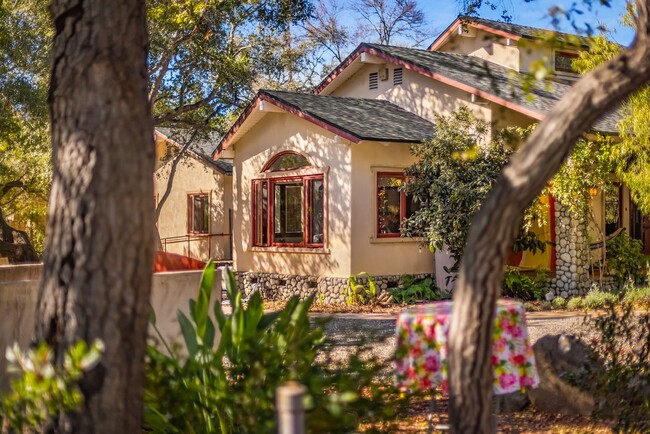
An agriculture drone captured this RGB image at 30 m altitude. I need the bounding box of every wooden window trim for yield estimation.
[554,50,579,74]
[187,193,209,235]
[376,172,418,239]
[261,150,313,172]
[252,174,325,248]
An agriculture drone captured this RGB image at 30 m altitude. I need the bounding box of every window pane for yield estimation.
[255,181,268,246]
[274,182,303,244]
[405,193,420,219]
[266,153,310,172]
[605,185,621,236]
[555,52,578,73]
[191,195,209,233]
[310,179,324,244]
[377,175,402,235]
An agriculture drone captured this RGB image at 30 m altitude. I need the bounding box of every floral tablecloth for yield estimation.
[394,299,539,395]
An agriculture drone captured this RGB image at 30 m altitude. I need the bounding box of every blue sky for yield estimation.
[417,0,635,46]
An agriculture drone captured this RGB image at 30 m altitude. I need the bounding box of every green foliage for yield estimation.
[582,288,618,310]
[1,340,104,432]
[606,232,645,286]
[566,296,584,310]
[552,136,615,220]
[573,33,650,216]
[403,108,546,265]
[581,303,650,432]
[146,261,401,433]
[389,275,447,304]
[0,1,52,250]
[622,285,650,309]
[346,272,378,305]
[501,267,546,301]
[551,296,567,309]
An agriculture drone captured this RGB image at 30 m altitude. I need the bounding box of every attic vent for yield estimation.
[393,67,403,86]
[369,72,378,90]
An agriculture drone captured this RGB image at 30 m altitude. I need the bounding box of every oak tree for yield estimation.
[36,0,155,431]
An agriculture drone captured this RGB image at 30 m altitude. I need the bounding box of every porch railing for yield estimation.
[160,232,232,261]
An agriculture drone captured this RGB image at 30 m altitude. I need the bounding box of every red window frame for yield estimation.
[187,193,209,235]
[376,172,419,238]
[252,174,324,248]
[261,150,313,172]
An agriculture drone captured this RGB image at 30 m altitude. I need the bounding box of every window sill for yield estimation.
[369,237,424,244]
[250,246,331,254]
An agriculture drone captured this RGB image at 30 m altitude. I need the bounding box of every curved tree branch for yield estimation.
[448,1,650,432]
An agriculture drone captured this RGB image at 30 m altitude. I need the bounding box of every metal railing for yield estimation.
[160,232,232,261]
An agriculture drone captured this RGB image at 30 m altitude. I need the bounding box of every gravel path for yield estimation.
[317,311,590,366]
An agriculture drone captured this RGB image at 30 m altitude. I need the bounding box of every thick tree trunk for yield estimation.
[448,1,650,432]
[36,0,154,432]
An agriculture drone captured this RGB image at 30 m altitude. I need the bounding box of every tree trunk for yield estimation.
[448,1,650,432]
[36,0,154,432]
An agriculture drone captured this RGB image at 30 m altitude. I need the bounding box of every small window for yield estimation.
[369,72,378,90]
[393,67,403,86]
[376,173,420,238]
[188,193,209,234]
[554,51,579,73]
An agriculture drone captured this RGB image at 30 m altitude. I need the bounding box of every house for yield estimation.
[208,16,635,301]
[154,128,233,263]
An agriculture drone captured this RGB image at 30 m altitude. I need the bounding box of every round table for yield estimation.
[394,299,540,395]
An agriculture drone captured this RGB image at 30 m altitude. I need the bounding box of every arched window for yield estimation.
[262,151,312,172]
[253,152,324,247]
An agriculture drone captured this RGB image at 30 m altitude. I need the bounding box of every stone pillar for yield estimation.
[554,202,590,298]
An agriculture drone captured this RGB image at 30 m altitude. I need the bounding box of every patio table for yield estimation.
[394,299,539,431]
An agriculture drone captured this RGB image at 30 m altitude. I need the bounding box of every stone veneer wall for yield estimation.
[237,271,434,304]
[552,202,591,298]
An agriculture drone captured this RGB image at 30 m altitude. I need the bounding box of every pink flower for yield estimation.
[424,354,440,372]
[499,373,517,390]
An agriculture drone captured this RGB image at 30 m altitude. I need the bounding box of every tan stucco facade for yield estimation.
[231,110,436,278]
[154,136,232,261]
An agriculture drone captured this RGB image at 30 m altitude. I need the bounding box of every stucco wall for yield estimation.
[154,142,232,261]
[438,29,522,71]
[0,267,222,392]
[233,114,353,277]
[350,141,434,275]
[330,64,492,126]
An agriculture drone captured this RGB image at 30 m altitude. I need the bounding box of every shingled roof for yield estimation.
[260,90,435,143]
[352,43,620,133]
[156,127,232,174]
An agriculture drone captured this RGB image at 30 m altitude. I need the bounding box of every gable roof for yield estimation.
[429,15,588,51]
[156,128,232,175]
[214,89,435,154]
[315,43,619,133]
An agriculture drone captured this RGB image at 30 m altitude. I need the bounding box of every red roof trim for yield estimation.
[428,17,521,51]
[361,46,544,121]
[314,45,365,95]
[214,92,362,157]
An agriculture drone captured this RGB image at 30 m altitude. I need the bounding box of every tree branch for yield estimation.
[448,1,650,432]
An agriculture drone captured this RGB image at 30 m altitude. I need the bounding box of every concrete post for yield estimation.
[276,381,306,434]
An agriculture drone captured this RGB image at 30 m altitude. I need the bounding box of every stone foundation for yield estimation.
[237,271,434,304]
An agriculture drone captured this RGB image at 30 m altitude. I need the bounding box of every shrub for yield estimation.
[145,261,404,433]
[551,296,567,309]
[580,303,650,432]
[1,340,103,432]
[501,267,545,301]
[582,289,618,310]
[566,297,584,310]
[389,275,447,304]
[622,285,650,309]
[606,232,645,286]
[346,272,378,305]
